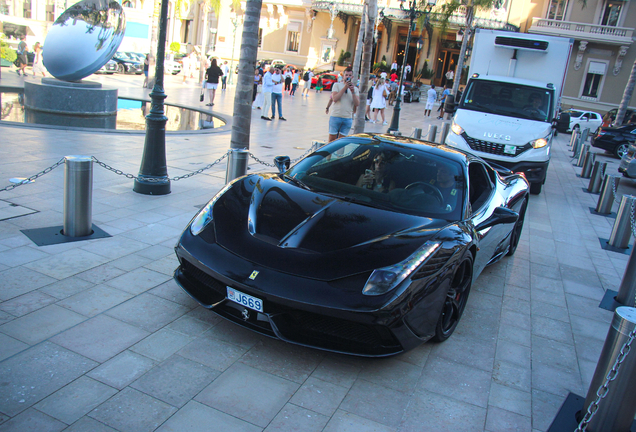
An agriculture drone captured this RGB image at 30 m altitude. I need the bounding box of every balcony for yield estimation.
[528,17,633,45]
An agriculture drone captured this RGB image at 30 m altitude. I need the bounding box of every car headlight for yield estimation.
[190,179,240,236]
[529,135,549,149]
[362,241,442,296]
[451,121,464,136]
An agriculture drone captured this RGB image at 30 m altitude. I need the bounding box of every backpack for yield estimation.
[303,71,310,81]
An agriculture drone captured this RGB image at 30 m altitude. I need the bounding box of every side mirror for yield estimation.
[274,155,291,173]
[475,206,518,231]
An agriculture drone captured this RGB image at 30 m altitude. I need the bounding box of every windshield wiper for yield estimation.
[283,174,312,190]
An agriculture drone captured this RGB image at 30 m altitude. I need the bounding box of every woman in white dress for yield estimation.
[32,42,46,77]
[370,78,389,124]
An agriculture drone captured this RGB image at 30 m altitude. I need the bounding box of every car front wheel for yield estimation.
[507,199,527,256]
[615,143,630,159]
[432,253,473,342]
[116,64,125,74]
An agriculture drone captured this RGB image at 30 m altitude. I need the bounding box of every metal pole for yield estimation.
[440,122,450,145]
[582,307,636,432]
[581,151,595,178]
[572,132,581,157]
[581,127,590,144]
[413,128,422,139]
[225,148,249,183]
[577,144,589,167]
[608,195,636,249]
[427,124,437,142]
[596,175,620,214]
[63,156,93,237]
[569,130,578,147]
[617,248,636,307]
[588,162,607,194]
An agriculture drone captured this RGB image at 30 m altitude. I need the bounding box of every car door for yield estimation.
[588,113,602,132]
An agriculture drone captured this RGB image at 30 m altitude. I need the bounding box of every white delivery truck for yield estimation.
[445,29,573,194]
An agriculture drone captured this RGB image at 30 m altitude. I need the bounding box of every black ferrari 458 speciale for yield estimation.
[174,134,529,356]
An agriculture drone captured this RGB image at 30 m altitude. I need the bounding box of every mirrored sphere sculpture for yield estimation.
[43,0,126,82]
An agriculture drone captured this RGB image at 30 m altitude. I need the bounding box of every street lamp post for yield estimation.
[133,0,170,195]
[387,0,436,135]
[229,12,242,86]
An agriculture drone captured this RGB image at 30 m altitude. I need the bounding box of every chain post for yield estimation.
[608,196,636,249]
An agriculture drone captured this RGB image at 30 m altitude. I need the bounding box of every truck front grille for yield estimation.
[463,134,532,157]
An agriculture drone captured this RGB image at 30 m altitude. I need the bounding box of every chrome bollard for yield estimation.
[608,195,636,249]
[588,162,607,194]
[572,131,581,155]
[581,152,595,178]
[440,123,450,145]
[63,156,93,237]
[582,307,636,432]
[427,125,437,143]
[569,130,578,147]
[577,144,589,167]
[225,148,249,183]
[616,248,636,307]
[581,127,590,144]
[413,128,422,139]
[596,175,620,214]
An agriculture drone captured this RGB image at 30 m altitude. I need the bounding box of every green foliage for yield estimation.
[420,60,435,79]
[337,50,351,66]
[169,42,181,54]
[433,0,496,33]
[0,33,16,63]
[381,55,387,62]
[373,61,391,74]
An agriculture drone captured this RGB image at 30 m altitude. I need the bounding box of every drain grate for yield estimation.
[0,200,38,221]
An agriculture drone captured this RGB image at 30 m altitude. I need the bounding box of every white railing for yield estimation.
[529,17,633,43]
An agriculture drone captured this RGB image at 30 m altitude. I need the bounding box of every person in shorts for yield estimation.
[16,36,28,76]
[204,59,223,106]
[302,69,313,96]
[327,67,359,142]
[425,85,437,117]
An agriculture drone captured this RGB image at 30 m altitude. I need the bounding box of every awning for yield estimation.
[588,61,607,75]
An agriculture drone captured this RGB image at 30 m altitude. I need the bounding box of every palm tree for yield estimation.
[230,0,262,149]
[353,0,377,134]
[615,59,636,125]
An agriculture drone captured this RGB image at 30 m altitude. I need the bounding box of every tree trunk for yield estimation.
[230,0,262,149]
[451,2,473,99]
[351,7,366,83]
[615,59,636,126]
[353,0,376,134]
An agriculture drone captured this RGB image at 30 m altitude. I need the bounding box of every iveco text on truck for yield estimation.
[446,29,573,194]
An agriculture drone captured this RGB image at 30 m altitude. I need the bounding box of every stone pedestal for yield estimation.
[24,78,117,129]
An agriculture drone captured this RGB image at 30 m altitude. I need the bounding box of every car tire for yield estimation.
[507,198,527,256]
[432,253,473,342]
[615,143,630,159]
[573,124,580,134]
[116,64,125,74]
[530,182,542,195]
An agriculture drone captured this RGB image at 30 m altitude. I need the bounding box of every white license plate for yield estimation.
[504,145,517,155]
[226,287,264,313]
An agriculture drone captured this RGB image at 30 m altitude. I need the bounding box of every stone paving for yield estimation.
[0,71,635,432]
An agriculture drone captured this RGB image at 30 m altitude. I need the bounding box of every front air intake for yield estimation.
[494,36,549,52]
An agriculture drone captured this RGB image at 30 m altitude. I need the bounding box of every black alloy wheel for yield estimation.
[507,199,527,256]
[615,143,630,159]
[433,254,473,342]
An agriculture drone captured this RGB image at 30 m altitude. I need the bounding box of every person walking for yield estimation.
[284,68,292,92]
[445,69,454,88]
[302,69,313,96]
[32,42,46,77]
[290,69,299,96]
[271,68,286,121]
[261,67,274,120]
[142,54,149,87]
[365,77,376,121]
[404,63,412,81]
[437,85,451,119]
[327,67,359,142]
[370,78,389,125]
[221,61,230,90]
[203,59,223,106]
[16,36,28,76]
[425,85,437,117]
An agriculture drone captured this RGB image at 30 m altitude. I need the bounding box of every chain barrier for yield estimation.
[630,200,636,241]
[611,177,623,206]
[575,327,636,431]
[0,158,65,193]
[248,152,276,168]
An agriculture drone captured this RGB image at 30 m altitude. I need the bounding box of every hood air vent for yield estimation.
[495,36,549,52]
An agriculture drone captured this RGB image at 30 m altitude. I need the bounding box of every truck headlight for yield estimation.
[190,179,239,236]
[451,121,464,136]
[362,241,442,296]
[529,136,549,149]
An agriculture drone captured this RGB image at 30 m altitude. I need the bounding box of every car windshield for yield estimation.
[287,138,466,220]
[459,80,554,122]
[564,109,584,118]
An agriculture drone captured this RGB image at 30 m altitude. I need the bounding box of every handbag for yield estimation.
[200,92,204,102]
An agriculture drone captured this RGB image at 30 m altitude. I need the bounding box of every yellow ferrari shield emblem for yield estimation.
[249,271,259,280]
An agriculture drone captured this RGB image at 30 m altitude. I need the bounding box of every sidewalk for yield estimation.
[0,71,634,432]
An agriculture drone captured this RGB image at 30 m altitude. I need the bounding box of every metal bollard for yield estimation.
[427,125,438,143]
[577,144,589,167]
[581,127,590,144]
[225,148,249,183]
[581,152,595,178]
[582,307,636,432]
[569,130,578,147]
[413,128,422,139]
[63,156,93,237]
[572,131,581,154]
[596,175,620,214]
[440,123,450,145]
[616,248,636,307]
[588,162,606,194]
[608,195,636,249]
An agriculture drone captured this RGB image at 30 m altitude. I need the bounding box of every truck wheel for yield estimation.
[530,182,542,195]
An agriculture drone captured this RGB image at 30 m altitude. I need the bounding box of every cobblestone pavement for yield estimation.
[1,71,635,432]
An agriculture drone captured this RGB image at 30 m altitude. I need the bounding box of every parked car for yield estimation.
[164,58,182,75]
[172,134,529,356]
[560,109,602,134]
[604,108,636,127]
[311,72,338,90]
[591,123,636,158]
[112,52,143,74]
[95,59,117,74]
[619,144,636,178]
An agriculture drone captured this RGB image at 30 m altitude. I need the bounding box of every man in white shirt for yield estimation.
[445,69,454,87]
[425,85,437,117]
[327,67,359,142]
[380,71,388,80]
[405,63,412,80]
[391,61,398,72]
[221,61,230,90]
[261,68,274,120]
[302,69,314,96]
[271,68,286,120]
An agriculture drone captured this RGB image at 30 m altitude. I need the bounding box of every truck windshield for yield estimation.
[459,80,554,122]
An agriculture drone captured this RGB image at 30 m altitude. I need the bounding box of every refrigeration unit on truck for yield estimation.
[445,29,573,194]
